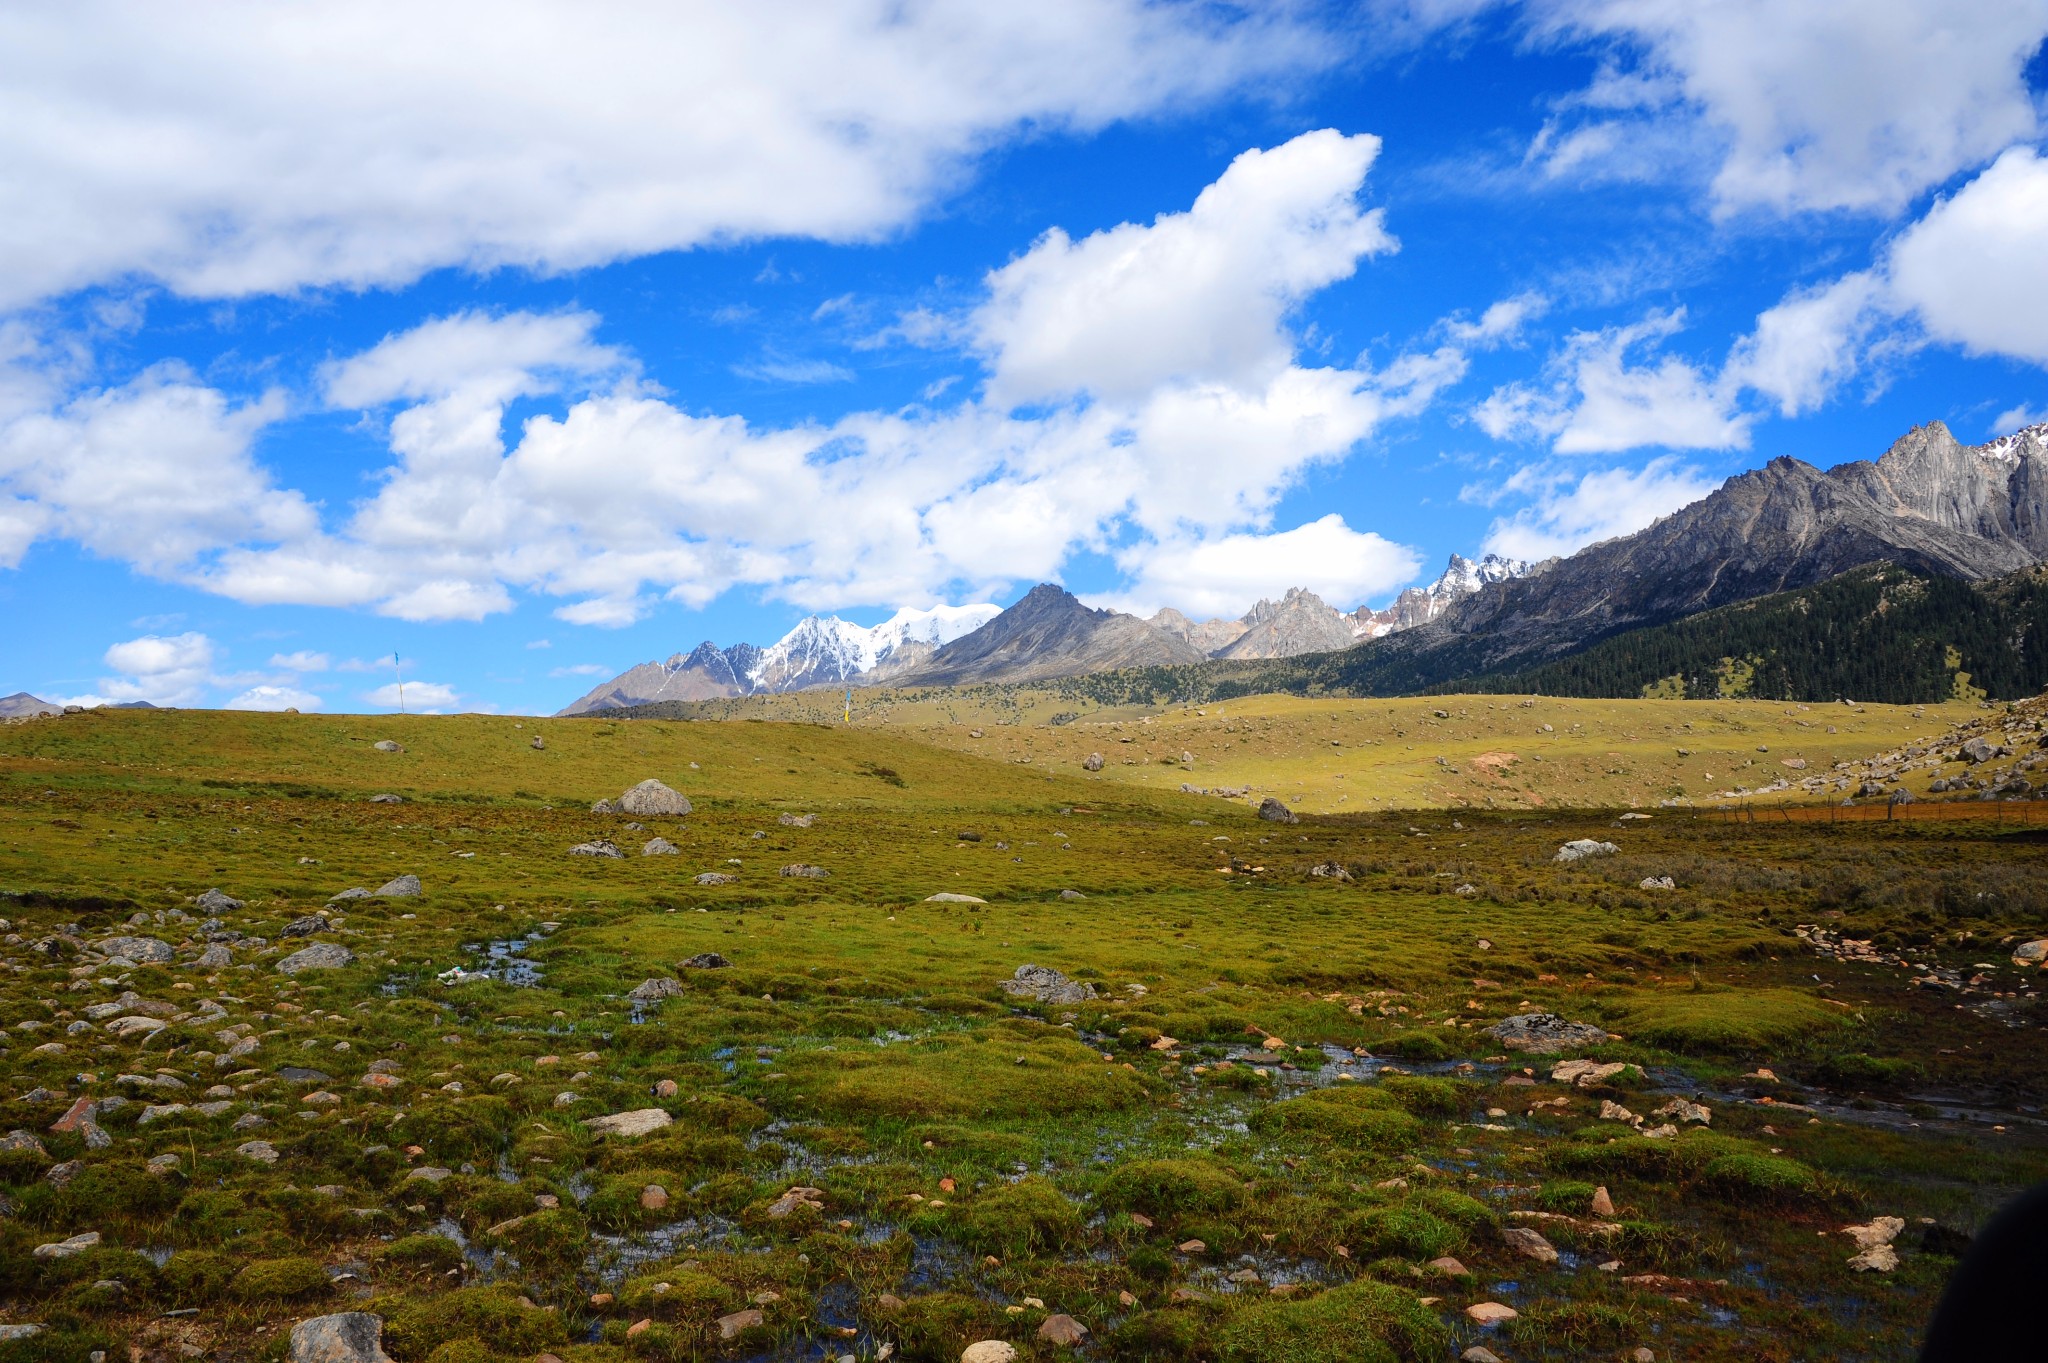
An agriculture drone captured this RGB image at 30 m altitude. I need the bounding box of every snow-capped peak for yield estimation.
[1432,552,1534,599]
[748,602,1001,688]
[1980,422,2048,466]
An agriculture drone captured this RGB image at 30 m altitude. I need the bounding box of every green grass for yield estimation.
[0,702,2045,1363]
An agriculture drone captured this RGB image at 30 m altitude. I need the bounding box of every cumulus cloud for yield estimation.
[84,631,218,706]
[1525,0,2048,216]
[1482,456,1716,560]
[226,684,322,711]
[268,651,329,672]
[969,130,1396,405]
[363,680,462,712]
[0,1,1330,308]
[1104,514,1423,618]
[1445,292,1550,347]
[98,133,1451,625]
[1888,146,2048,366]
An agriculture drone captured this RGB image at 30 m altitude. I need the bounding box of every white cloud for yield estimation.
[733,359,856,385]
[268,650,329,672]
[969,130,1396,405]
[549,663,611,678]
[0,1,1330,308]
[1994,404,2048,435]
[1445,292,1549,347]
[91,630,218,706]
[1106,514,1424,617]
[1482,456,1715,560]
[226,684,322,711]
[1888,146,2048,366]
[124,134,1449,624]
[1528,0,2048,216]
[1720,272,1888,417]
[363,680,462,713]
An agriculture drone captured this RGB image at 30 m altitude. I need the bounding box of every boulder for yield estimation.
[779,864,827,878]
[777,812,815,827]
[1465,1302,1518,1324]
[368,794,403,804]
[328,887,372,903]
[1000,964,1098,1005]
[960,1344,1018,1363]
[2012,939,2048,968]
[628,978,684,1002]
[238,1140,280,1163]
[280,914,330,938]
[373,875,421,897]
[195,888,244,912]
[1499,1226,1558,1263]
[1639,876,1675,890]
[32,1231,101,1260]
[289,1312,396,1363]
[1,1129,47,1157]
[1555,839,1619,862]
[641,838,679,856]
[715,1309,763,1341]
[1552,1059,1634,1086]
[1058,889,1087,901]
[1082,753,1104,772]
[694,872,736,885]
[1037,1315,1088,1347]
[196,944,234,968]
[680,953,733,970]
[277,943,356,975]
[618,779,693,816]
[586,1108,673,1139]
[94,935,174,964]
[0,1327,42,1343]
[926,892,986,904]
[1960,735,2004,763]
[1255,796,1298,824]
[372,740,404,753]
[1488,1013,1613,1054]
[569,840,624,858]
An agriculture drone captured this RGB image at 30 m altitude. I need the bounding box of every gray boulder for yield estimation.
[328,887,372,903]
[570,840,624,858]
[629,977,684,1002]
[1960,735,2004,764]
[680,952,732,970]
[779,864,827,878]
[1000,964,1098,1005]
[195,888,244,913]
[95,935,174,964]
[1554,839,1619,863]
[1083,753,1104,772]
[372,740,404,754]
[289,1312,396,1363]
[373,875,421,898]
[642,838,679,856]
[694,872,736,885]
[618,779,693,816]
[280,913,330,938]
[368,793,402,804]
[195,944,234,969]
[776,812,815,827]
[1486,1012,1613,1054]
[1255,796,1298,824]
[277,943,356,975]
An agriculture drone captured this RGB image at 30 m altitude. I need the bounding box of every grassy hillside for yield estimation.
[615,690,1982,813]
[2,707,2045,1363]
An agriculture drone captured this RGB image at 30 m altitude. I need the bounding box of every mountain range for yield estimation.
[558,555,1527,713]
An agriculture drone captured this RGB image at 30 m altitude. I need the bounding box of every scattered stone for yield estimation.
[1552,1059,1633,1086]
[328,888,372,903]
[1,1129,48,1157]
[1844,1216,1905,1251]
[1428,1256,1469,1276]
[1639,875,1675,890]
[195,889,244,913]
[278,943,356,974]
[695,871,737,886]
[618,779,693,816]
[926,892,986,903]
[94,935,174,964]
[1000,964,1098,1004]
[1307,861,1353,880]
[1083,753,1104,772]
[1465,1302,1518,1324]
[373,875,421,898]
[530,736,545,750]
[960,1344,1018,1363]
[1651,1097,1711,1125]
[368,794,402,804]
[780,864,827,878]
[46,1159,83,1186]
[288,1311,396,1363]
[1058,889,1087,901]
[1464,1350,1505,1363]
[405,1167,452,1184]
[33,1231,102,1259]
[1255,796,1298,824]
[1500,1226,1559,1263]
[586,1108,673,1138]
[1555,839,1619,862]
[0,1326,43,1342]
[680,953,732,970]
[138,1103,190,1125]
[2012,939,2048,968]
[569,840,624,858]
[1591,1186,1616,1218]
[640,1184,669,1210]
[642,838,679,856]
[196,944,234,968]
[777,812,815,827]
[1849,1243,1900,1272]
[1488,1013,1613,1054]
[1037,1314,1088,1347]
[280,914,330,938]
[765,1186,826,1218]
[629,978,684,1003]
[716,1309,763,1341]
[372,740,404,753]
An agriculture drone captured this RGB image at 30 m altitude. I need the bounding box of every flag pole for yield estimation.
[393,652,405,714]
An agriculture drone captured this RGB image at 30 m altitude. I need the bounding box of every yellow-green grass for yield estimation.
[0,707,2045,1363]
[660,688,1983,812]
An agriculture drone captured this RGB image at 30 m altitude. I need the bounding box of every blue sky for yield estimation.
[2,0,2046,714]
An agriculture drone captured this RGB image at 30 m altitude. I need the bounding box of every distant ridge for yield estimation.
[0,692,61,719]
[891,584,1206,686]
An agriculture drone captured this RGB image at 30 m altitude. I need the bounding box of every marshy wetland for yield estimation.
[3,704,2046,1363]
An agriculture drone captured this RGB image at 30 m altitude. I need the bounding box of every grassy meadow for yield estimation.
[0,704,2045,1363]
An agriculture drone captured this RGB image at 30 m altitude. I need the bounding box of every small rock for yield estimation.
[1554,839,1619,862]
[1082,753,1104,772]
[716,1308,763,1340]
[368,794,402,804]
[1552,1059,1633,1086]
[1463,1350,1505,1363]
[1000,963,1097,1004]
[288,1311,396,1363]
[530,736,545,750]
[94,935,174,964]
[679,953,732,969]
[777,812,816,827]
[1255,796,1298,823]
[585,1108,673,1138]
[373,875,421,898]
[1489,1013,1613,1054]
[194,889,244,913]
[1428,1256,1468,1276]
[1591,1186,1616,1217]
[694,872,736,885]
[926,892,987,903]
[1465,1302,1518,1324]
[1,1129,48,1157]
[765,1186,826,1218]
[372,740,404,753]
[236,1139,279,1162]
[1037,1315,1087,1347]
[1058,889,1087,901]
[640,1184,669,1210]
[277,943,356,975]
[569,840,624,858]
[405,1167,452,1183]
[45,1159,83,1186]
[960,1344,1018,1363]
[1500,1226,1558,1263]
[33,1231,102,1259]
[1848,1243,1900,1272]
[629,978,684,1002]
[2011,939,2048,968]
[1844,1216,1905,1250]
[642,838,679,856]
[195,944,234,968]
[1639,875,1675,890]
[0,1327,43,1342]
[779,864,828,878]
[280,914,330,938]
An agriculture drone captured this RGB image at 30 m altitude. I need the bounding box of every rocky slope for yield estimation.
[1214,588,1359,659]
[0,692,60,720]
[1352,553,1537,638]
[891,584,1207,686]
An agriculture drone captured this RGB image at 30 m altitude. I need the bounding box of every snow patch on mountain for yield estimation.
[750,603,1003,690]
